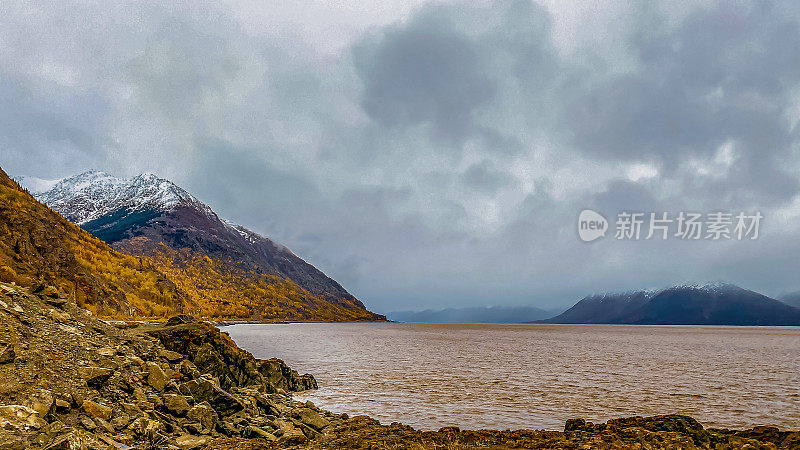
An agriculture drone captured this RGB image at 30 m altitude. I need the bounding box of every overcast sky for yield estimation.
[3,0,800,312]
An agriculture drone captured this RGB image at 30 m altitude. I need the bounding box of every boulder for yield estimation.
[69,392,84,408]
[97,435,127,449]
[121,403,141,416]
[178,360,202,380]
[110,413,131,430]
[137,401,155,411]
[186,402,218,432]
[145,362,168,391]
[162,394,191,415]
[605,414,711,447]
[93,417,115,434]
[278,428,307,445]
[175,434,211,449]
[79,416,96,431]
[0,345,14,364]
[54,399,70,413]
[45,430,104,450]
[32,284,59,298]
[166,314,196,326]
[158,348,185,362]
[178,378,244,416]
[81,400,112,421]
[295,408,330,431]
[0,405,43,430]
[565,418,588,432]
[128,417,165,437]
[147,393,163,408]
[272,418,295,436]
[31,389,54,417]
[79,367,114,387]
[47,308,71,323]
[245,425,277,441]
[132,387,147,403]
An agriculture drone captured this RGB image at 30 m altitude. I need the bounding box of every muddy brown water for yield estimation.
[224,322,800,431]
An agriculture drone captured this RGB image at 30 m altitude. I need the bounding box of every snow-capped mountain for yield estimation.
[31,171,215,225]
[15,175,62,194]
[539,282,800,325]
[26,171,378,317]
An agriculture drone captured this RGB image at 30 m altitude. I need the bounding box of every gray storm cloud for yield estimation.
[2,0,800,312]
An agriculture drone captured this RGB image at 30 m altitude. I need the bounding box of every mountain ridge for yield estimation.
[778,291,800,308]
[34,171,214,225]
[0,166,185,317]
[539,283,800,326]
[18,170,383,321]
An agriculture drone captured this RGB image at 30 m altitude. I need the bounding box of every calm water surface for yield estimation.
[224,323,800,431]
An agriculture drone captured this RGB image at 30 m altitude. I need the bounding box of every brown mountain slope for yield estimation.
[36,171,369,308]
[3,167,383,321]
[124,236,383,321]
[0,167,185,318]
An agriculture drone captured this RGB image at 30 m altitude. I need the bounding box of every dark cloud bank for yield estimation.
[3,0,800,312]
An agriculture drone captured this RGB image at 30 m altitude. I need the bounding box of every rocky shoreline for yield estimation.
[0,281,797,449]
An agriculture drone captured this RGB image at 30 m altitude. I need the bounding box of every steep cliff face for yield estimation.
[25,171,384,322]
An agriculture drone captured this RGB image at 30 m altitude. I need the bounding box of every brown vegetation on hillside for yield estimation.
[0,167,380,321]
[0,167,184,318]
[122,236,379,321]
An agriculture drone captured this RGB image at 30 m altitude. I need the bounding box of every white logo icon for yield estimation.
[578,209,608,242]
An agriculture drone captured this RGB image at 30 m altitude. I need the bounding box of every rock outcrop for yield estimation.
[145,318,317,393]
[304,414,800,449]
[0,281,338,449]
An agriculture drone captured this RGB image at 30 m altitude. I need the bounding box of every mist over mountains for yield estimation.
[778,292,800,308]
[388,306,557,324]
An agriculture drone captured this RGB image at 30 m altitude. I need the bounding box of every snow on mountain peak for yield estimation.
[670,281,742,293]
[14,175,64,194]
[222,219,296,256]
[34,171,214,224]
[586,282,744,303]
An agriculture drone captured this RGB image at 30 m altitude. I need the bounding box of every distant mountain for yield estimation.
[778,292,800,308]
[23,171,383,322]
[540,283,800,326]
[536,290,654,324]
[389,305,554,323]
[0,166,183,317]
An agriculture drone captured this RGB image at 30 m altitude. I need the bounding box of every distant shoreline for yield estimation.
[215,319,396,326]
[218,320,800,327]
[105,319,800,328]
